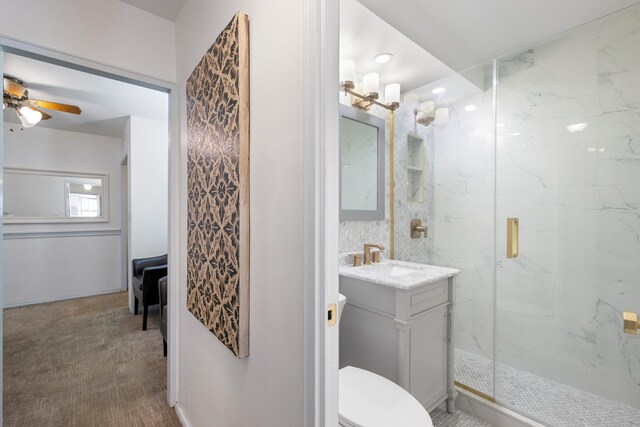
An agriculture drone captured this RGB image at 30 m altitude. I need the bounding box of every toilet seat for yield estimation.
[339,366,433,427]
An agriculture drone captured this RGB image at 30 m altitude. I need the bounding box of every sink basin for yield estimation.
[360,263,424,278]
[339,259,459,290]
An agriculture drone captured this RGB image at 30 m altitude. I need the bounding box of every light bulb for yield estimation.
[18,114,36,128]
[18,106,42,126]
[384,83,400,106]
[339,59,356,84]
[362,72,379,98]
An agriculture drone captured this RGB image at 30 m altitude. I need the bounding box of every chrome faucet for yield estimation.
[363,243,385,265]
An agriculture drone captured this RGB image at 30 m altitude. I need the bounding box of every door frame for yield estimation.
[0,46,5,425]
[303,0,340,424]
[120,154,129,292]
[0,36,180,407]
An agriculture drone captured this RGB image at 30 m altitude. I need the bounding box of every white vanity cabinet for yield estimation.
[339,261,458,413]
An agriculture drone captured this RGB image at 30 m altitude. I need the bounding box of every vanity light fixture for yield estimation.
[339,62,400,112]
[432,87,445,94]
[374,53,393,64]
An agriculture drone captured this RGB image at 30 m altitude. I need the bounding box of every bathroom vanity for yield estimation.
[339,259,459,413]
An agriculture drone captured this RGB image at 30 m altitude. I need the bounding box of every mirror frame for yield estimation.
[3,167,109,224]
[339,104,385,221]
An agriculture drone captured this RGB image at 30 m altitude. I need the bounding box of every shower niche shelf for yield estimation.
[407,133,425,204]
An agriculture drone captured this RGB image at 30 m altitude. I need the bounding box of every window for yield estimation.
[68,193,101,217]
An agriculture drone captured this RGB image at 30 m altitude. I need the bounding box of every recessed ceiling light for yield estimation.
[432,87,445,94]
[374,53,393,64]
[566,122,588,133]
[464,105,477,112]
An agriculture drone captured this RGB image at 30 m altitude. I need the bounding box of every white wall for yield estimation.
[0,0,176,83]
[122,116,169,312]
[3,125,122,306]
[175,1,306,426]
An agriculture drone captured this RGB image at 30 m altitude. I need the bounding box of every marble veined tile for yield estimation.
[597,135,640,185]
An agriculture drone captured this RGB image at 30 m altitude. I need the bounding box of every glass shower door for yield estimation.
[429,61,497,400]
[495,5,640,425]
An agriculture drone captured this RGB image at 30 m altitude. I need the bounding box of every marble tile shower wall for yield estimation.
[494,6,640,409]
[339,96,434,259]
[394,97,435,263]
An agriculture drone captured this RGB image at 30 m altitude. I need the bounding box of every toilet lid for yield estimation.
[339,366,433,427]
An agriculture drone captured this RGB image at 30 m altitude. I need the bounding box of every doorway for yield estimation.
[1,40,177,424]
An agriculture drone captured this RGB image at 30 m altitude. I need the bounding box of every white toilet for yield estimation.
[338,294,434,427]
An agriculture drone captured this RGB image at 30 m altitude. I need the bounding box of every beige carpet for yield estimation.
[3,292,181,427]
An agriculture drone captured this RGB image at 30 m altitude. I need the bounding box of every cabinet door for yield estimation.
[409,305,448,408]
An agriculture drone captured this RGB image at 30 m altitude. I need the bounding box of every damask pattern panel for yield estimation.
[186,12,250,358]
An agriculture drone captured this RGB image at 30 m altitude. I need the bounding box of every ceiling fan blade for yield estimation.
[3,76,27,99]
[29,99,81,114]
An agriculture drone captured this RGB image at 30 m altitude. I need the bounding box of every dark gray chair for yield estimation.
[159,276,168,357]
[132,254,167,331]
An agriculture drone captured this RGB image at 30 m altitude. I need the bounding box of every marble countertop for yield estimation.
[339,259,460,290]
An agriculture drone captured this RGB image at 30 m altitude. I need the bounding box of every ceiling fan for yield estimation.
[3,74,82,129]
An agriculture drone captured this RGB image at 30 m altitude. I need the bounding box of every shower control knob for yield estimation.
[411,219,427,239]
[623,311,639,335]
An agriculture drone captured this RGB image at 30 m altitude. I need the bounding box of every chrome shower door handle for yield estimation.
[507,218,519,259]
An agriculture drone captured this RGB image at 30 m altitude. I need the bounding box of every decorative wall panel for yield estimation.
[186,12,250,358]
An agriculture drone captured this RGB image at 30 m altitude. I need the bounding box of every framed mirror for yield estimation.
[3,168,109,223]
[339,104,385,221]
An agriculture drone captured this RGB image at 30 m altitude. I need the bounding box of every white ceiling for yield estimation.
[3,53,168,138]
[119,0,185,22]
[357,0,640,72]
[341,0,454,93]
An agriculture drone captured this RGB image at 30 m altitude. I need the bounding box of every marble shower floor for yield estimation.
[456,349,640,427]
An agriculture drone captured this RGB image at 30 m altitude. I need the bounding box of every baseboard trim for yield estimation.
[175,403,192,427]
[4,288,124,308]
[455,386,547,427]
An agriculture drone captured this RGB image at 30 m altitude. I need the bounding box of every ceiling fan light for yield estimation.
[18,114,36,128]
[18,106,42,126]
